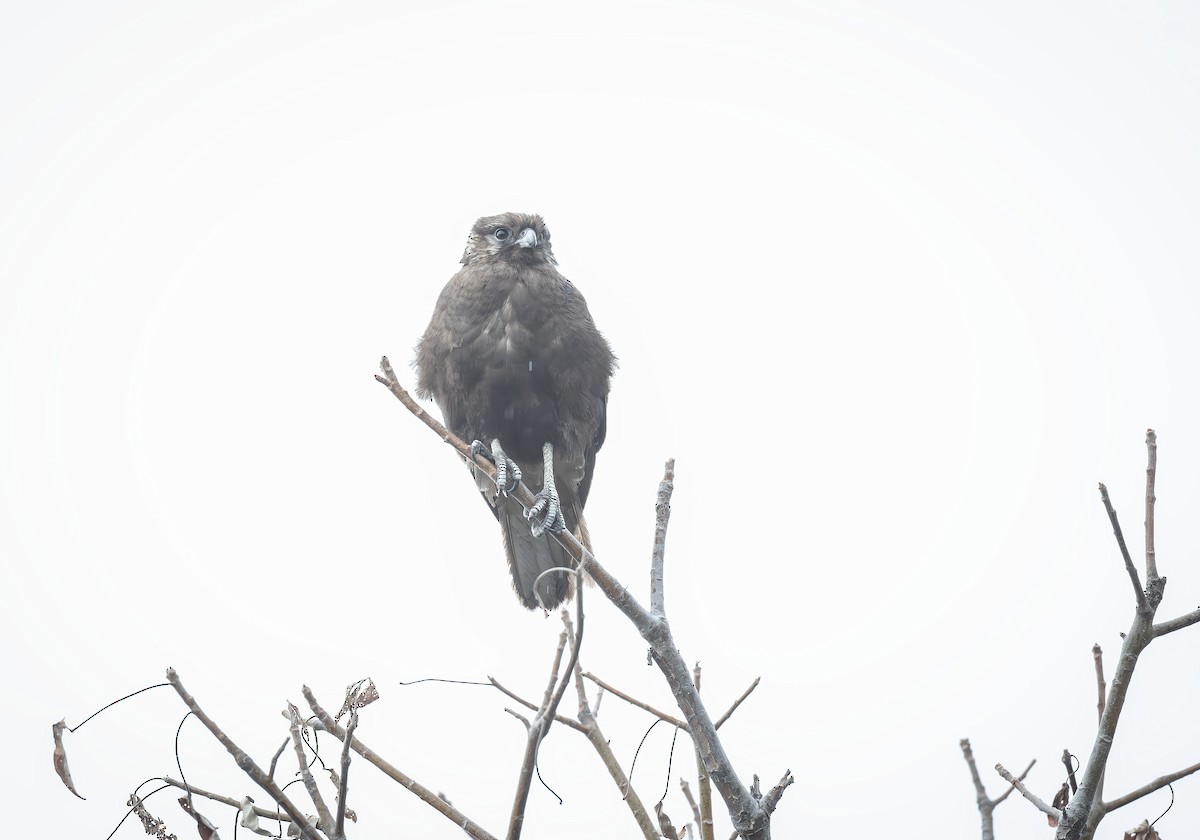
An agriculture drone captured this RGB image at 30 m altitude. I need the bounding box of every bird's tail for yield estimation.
[497,496,581,610]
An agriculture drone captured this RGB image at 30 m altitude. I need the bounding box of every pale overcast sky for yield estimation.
[3,2,1199,838]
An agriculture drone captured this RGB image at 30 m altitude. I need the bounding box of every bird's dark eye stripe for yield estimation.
[493,227,511,240]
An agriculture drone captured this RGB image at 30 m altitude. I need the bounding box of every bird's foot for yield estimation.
[469,439,522,495]
[526,486,565,537]
[526,441,566,537]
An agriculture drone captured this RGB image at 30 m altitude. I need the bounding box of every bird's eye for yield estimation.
[493,227,511,241]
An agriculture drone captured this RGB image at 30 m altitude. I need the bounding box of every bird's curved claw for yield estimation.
[470,439,522,495]
[526,486,565,538]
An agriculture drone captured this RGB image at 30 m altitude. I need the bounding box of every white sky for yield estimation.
[3,2,1199,838]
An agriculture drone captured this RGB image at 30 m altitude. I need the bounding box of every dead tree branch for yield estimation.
[1001,429,1200,840]
[1152,607,1200,638]
[961,740,1033,840]
[301,684,498,840]
[996,762,1062,824]
[1103,760,1200,813]
[506,624,571,839]
[582,672,687,730]
[378,359,788,839]
[488,676,588,734]
[693,663,715,840]
[1098,483,1146,610]
[288,702,335,834]
[564,611,660,840]
[333,708,357,840]
[164,668,321,840]
[157,776,290,823]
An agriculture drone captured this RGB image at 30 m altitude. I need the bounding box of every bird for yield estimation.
[415,213,616,610]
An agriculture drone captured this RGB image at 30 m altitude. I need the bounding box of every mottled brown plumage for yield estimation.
[415,213,615,609]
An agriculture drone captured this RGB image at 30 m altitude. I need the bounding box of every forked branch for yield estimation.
[377,358,787,840]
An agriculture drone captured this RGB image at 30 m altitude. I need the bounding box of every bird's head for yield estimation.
[461,213,556,266]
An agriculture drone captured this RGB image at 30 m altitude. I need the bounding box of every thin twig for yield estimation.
[996,762,1062,822]
[164,669,320,840]
[507,610,578,840]
[582,672,688,730]
[505,708,532,728]
[1103,760,1200,813]
[268,737,290,782]
[487,677,587,734]
[157,776,290,822]
[680,777,702,825]
[994,759,1036,806]
[564,611,658,840]
[1098,483,1146,609]
[1092,644,1106,725]
[1152,607,1200,637]
[694,663,714,840]
[714,678,761,731]
[302,684,498,840]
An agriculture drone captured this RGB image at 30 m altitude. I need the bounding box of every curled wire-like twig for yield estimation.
[659,725,682,806]
[70,683,171,732]
[1151,782,1174,828]
[628,718,666,799]
[398,677,492,687]
[174,712,195,812]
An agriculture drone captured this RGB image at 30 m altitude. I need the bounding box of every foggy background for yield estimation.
[3,2,1199,837]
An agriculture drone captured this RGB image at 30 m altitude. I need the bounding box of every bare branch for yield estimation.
[680,777,702,825]
[994,759,1036,806]
[650,464,673,617]
[714,678,761,731]
[1103,760,1200,813]
[694,663,714,840]
[962,739,1013,840]
[302,684,498,840]
[1064,433,1171,840]
[382,367,777,838]
[333,708,357,840]
[996,762,1062,823]
[1098,483,1146,609]
[760,769,794,816]
[504,708,531,729]
[268,737,290,782]
[582,672,688,730]
[1152,607,1200,638]
[960,738,988,802]
[288,702,335,834]
[488,676,587,734]
[563,611,658,840]
[1144,429,1158,580]
[158,776,290,822]
[507,624,572,839]
[164,669,321,840]
[1092,644,1106,725]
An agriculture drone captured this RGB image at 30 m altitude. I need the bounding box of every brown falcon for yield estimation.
[415,213,616,609]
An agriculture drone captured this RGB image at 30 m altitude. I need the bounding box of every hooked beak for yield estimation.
[514,227,538,248]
